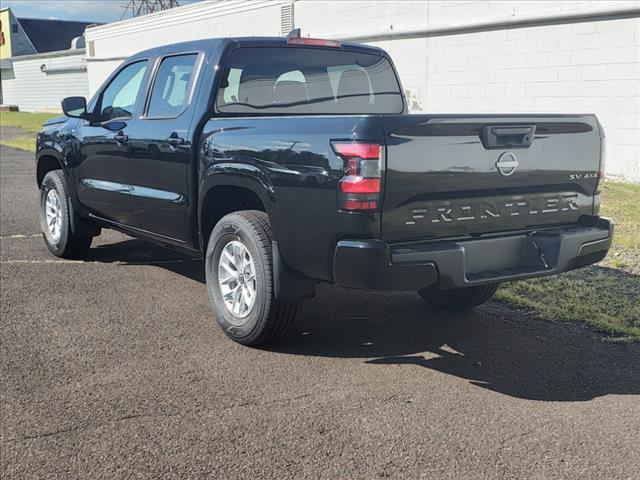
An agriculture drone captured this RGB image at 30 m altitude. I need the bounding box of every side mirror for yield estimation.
[61,96,87,119]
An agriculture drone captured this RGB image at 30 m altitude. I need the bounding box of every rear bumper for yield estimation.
[333,216,614,291]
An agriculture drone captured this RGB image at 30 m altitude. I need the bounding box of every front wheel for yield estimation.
[205,210,299,346]
[40,170,93,258]
[418,283,499,311]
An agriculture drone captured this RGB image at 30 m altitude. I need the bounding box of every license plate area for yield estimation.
[464,235,529,273]
[462,234,556,274]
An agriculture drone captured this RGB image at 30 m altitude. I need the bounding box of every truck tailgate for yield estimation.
[380,114,602,242]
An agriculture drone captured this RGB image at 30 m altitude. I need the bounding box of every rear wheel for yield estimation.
[205,210,299,346]
[418,283,499,311]
[40,170,93,258]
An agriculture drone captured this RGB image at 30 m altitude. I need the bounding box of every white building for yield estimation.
[83,0,640,182]
[0,7,97,110]
[0,49,89,112]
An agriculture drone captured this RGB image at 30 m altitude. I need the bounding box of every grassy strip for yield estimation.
[0,111,59,153]
[495,267,640,342]
[600,182,640,254]
[1,136,37,152]
[496,181,640,341]
[0,111,59,132]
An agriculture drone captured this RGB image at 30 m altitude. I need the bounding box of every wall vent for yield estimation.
[280,3,294,35]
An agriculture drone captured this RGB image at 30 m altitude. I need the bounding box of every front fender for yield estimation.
[36,147,67,186]
[36,132,85,218]
[36,146,65,165]
[36,116,77,181]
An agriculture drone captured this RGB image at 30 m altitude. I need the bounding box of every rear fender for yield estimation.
[198,171,315,300]
[198,168,278,244]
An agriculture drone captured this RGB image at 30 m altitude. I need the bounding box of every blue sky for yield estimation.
[3,0,202,23]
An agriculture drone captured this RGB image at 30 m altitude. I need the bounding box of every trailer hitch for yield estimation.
[528,231,549,269]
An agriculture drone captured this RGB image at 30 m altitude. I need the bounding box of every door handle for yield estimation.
[114,132,128,143]
[165,133,186,145]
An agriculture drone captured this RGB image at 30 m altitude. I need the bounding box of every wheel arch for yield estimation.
[36,150,65,188]
[198,173,315,302]
[198,174,277,251]
[37,151,100,238]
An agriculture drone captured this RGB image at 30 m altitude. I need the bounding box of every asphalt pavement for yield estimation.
[1,145,639,479]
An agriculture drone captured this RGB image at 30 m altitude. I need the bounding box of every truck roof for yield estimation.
[128,36,386,62]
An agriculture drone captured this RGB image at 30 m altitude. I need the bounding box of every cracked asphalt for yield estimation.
[1,145,639,479]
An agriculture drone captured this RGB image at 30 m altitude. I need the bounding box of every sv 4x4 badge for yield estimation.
[568,172,600,180]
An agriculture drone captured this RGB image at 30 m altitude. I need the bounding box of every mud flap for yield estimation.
[68,199,101,238]
[272,241,315,301]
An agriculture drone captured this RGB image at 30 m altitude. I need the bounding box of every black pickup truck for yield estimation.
[37,34,613,346]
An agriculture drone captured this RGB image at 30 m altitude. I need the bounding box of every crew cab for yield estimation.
[36,34,613,346]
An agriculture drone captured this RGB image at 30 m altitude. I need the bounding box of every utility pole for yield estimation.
[121,0,181,19]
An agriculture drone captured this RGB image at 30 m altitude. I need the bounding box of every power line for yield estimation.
[121,0,181,19]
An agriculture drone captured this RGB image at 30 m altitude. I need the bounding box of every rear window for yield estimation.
[216,46,403,114]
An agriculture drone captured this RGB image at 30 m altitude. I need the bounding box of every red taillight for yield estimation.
[339,178,381,193]
[332,143,380,159]
[287,37,341,48]
[331,141,382,212]
[343,200,378,210]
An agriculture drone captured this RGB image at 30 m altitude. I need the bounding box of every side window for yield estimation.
[274,69,308,106]
[146,54,198,118]
[327,65,373,103]
[276,70,305,83]
[223,67,242,103]
[98,61,148,122]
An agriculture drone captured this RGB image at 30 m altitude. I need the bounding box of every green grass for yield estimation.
[495,268,640,342]
[600,181,640,253]
[1,136,37,152]
[0,111,58,153]
[0,111,59,133]
[496,181,640,341]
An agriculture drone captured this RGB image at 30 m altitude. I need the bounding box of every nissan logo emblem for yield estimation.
[496,152,518,176]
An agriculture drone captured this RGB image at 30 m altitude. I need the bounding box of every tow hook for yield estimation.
[528,231,549,269]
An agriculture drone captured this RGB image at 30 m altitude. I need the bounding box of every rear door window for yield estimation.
[216,47,403,114]
[146,53,198,118]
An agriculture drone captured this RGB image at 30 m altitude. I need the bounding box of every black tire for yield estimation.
[205,210,299,346]
[40,170,93,259]
[418,283,499,311]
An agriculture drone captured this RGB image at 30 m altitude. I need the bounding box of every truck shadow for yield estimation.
[86,237,206,283]
[278,280,640,402]
[88,237,640,403]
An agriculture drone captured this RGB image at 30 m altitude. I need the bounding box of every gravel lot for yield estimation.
[1,145,639,479]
